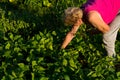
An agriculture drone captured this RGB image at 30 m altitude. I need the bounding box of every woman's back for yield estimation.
[82,0,120,24]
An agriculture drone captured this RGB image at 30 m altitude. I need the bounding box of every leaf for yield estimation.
[32,61,37,67]
[95,65,102,72]
[47,3,51,7]
[40,77,48,80]
[117,72,120,77]
[39,32,44,37]
[9,33,14,41]
[36,34,41,40]
[38,3,42,7]
[69,58,77,70]
[31,72,34,80]
[18,63,29,71]
[91,73,97,77]
[3,50,12,58]
[14,35,21,41]
[3,37,8,40]
[52,31,57,36]
[63,59,68,66]
[43,0,51,7]
[55,67,61,72]
[117,55,120,61]
[64,75,70,80]
[5,42,11,49]
[14,47,20,52]
[47,42,53,50]
[32,40,38,46]
[18,63,25,69]
[9,0,15,3]
[26,57,31,62]
[38,57,44,63]
[89,43,93,49]
[1,76,6,80]
[38,66,45,71]
[30,49,34,54]
[19,72,24,78]
[45,39,50,43]
[12,71,17,78]
[87,71,94,76]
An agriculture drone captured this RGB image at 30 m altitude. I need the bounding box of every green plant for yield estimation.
[0,0,120,80]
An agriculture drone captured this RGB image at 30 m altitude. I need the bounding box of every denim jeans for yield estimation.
[103,13,120,57]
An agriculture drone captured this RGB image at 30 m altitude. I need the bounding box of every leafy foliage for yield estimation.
[0,0,120,80]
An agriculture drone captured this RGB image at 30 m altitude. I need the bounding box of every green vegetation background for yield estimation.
[0,0,120,80]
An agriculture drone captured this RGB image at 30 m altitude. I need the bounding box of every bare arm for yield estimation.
[61,19,82,49]
[88,11,110,33]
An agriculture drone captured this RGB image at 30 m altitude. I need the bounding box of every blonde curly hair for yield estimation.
[63,7,83,26]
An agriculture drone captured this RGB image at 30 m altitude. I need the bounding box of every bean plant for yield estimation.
[0,0,120,80]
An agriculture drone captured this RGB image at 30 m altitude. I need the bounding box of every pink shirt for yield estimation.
[82,0,120,24]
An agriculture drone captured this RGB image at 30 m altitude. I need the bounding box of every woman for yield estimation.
[61,0,120,57]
